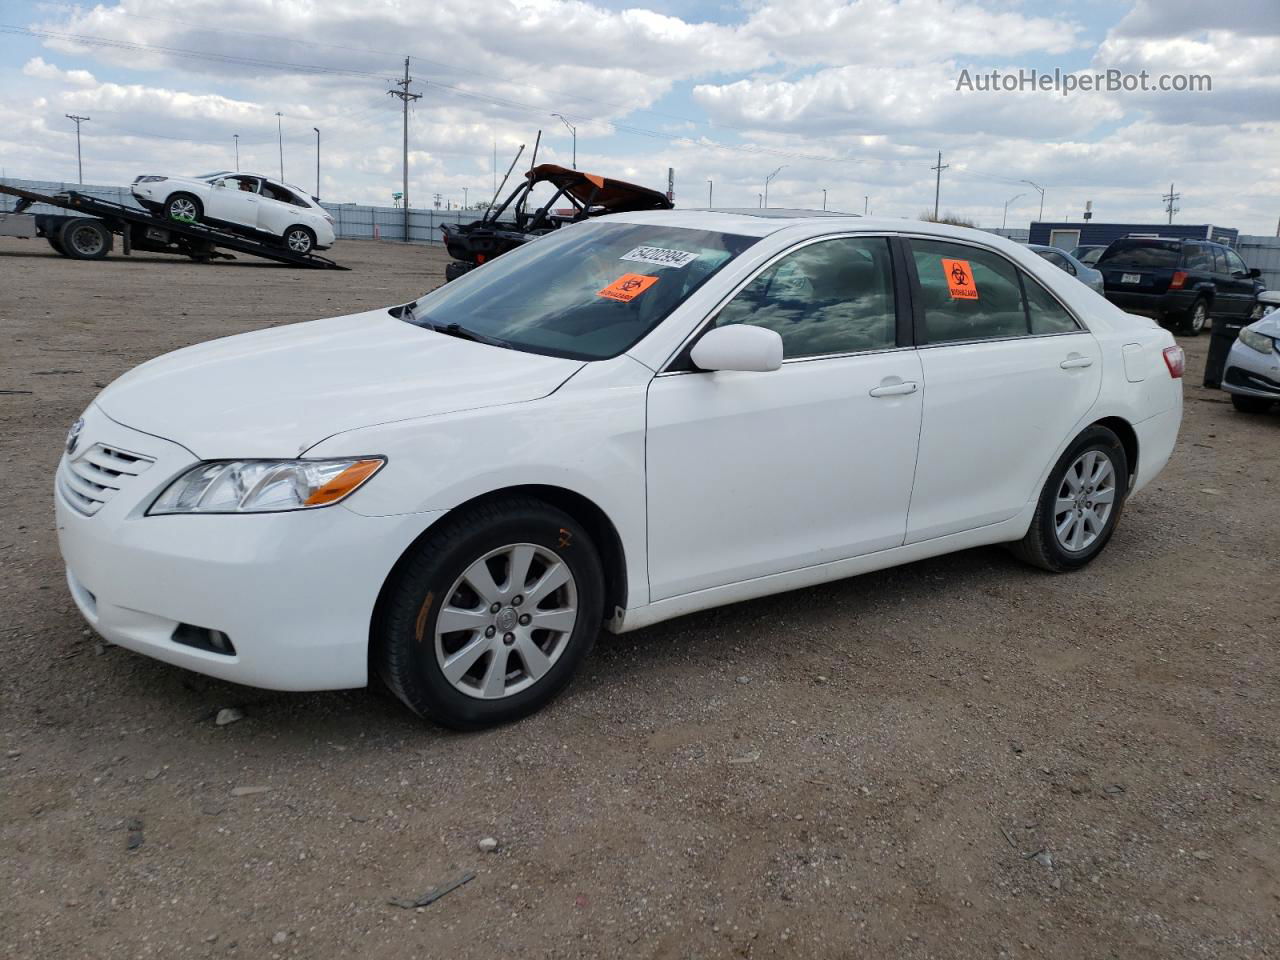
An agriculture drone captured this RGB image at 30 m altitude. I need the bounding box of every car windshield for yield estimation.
[1098,239,1181,268]
[406,221,758,360]
[1076,248,1103,265]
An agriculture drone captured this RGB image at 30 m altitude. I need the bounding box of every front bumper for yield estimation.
[55,405,442,691]
[1221,341,1280,399]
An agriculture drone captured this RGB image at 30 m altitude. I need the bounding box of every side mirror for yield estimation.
[213,180,227,189]
[1249,267,1262,279]
[691,324,783,373]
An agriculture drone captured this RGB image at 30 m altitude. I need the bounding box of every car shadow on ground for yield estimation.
[80,542,1033,746]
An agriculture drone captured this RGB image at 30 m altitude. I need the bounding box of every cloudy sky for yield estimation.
[1,0,1278,232]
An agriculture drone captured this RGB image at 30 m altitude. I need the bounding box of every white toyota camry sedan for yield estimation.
[55,211,1183,728]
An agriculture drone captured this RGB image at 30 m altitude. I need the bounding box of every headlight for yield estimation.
[1239,328,1277,355]
[135,176,167,183]
[149,458,384,515]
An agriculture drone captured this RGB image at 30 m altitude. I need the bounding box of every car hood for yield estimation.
[1247,310,1280,338]
[95,309,585,459]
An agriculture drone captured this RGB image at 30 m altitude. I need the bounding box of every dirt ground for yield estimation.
[2,236,1278,960]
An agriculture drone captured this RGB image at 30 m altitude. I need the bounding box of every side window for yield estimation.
[909,240,1026,343]
[1183,244,1212,272]
[1224,249,1248,275]
[713,237,897,358]
[1023,272,1080,335]
[1211,248,1227,274]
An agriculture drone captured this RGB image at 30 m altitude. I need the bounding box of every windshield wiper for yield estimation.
[414,311,511,350]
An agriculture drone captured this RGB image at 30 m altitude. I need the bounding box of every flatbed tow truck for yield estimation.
[0,183,346,269]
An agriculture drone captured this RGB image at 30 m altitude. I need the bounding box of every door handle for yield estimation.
[1060,355,1094,370]
[869,379,919,398]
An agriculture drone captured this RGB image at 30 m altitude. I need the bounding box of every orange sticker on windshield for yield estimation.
[942,258,979,300]
[597,273,659,302]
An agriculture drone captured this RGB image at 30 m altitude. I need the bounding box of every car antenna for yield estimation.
[482,144,524,224]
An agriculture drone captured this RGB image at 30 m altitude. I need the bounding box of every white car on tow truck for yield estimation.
[55,211,1183,729]
[131,171,335,254]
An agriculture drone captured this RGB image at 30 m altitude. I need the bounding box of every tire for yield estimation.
[164,193,202,224]
[47,236,67,256]
[1009,425,1129,573]
[1231,394,1274,414]
[1180,297,1208,336]
[283,225,316,255]
[444,260,476,283]
[58,218,112,260]
[374,497,604,729]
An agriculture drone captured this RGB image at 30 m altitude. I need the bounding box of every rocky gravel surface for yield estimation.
[2,237,1278,958]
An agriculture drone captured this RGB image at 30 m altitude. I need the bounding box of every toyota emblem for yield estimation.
[65,417,84,456]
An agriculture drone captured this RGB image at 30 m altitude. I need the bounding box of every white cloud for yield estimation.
[22,57,97,88]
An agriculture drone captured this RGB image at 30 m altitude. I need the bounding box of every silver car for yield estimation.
[1222,291,1280,414]
[1028,244,1106,295]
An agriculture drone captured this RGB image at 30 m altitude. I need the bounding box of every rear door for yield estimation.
[257,181,305,237]
[904,238,1102,543]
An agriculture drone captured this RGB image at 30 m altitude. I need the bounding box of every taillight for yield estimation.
[475,253,486,265]
[1163,345,1185,378]
[1169,271,1188,289]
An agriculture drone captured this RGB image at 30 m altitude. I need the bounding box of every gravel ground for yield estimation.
[2,237,1278,960]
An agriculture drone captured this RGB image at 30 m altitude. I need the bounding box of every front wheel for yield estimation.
[374,498,604,729]
[1231,394,1274,414]
[164,193,202,224]
[283,225,316,255]
[1010,426,1129,572]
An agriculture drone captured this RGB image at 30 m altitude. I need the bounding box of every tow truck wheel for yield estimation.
[164,193,202,224]
[284,226,316,255]
[59,218,112,260]
[47,236,67,256]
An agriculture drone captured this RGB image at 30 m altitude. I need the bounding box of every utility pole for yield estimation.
[931,151,948,220]
[313,127,320,199]
[463,187,468,209]
[1021,179,1045,221]
[822,188,827,211]
[388,57,422,242]
[764,166,784,208]
[233,133,239,172]
[707,179,712,208]
[551,113,576,169]
[65,114,89,183]
[275,112,284,180]
[1162,182,1180,224]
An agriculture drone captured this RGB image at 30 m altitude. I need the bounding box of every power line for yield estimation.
[65,113,89,182]
[1162,182,1180,224]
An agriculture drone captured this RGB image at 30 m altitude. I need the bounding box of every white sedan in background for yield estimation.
[55,212,1183,728]
[131,171,335,253]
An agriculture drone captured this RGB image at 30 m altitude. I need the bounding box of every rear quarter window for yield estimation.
[1097,240,1181,268]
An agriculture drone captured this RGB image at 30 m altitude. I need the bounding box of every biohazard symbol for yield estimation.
[941,258,979,300]
[597,273,659,302]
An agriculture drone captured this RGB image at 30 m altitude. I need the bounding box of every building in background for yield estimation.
[1030,221,1239,251]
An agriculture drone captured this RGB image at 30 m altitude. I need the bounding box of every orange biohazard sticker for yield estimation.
[597,273,659,302]
[941,258,979,300]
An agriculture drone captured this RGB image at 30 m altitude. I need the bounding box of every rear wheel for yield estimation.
[164,193,202,224]
[46,235,67,256]
[1231,394,1274,414]
[374,497,604,729]
[1010,426,1129,572]
[1181,297,1208,336]
[283,225,315,255]
[58,218,112,260]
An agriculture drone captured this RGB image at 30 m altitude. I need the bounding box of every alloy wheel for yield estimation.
[1053,450,1117,552]
[434,543,578,700]
[169,197,197,221]
[287,229,313,253]
[1190,302,1207,334]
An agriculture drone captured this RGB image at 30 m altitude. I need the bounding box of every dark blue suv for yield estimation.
[1096,237,1263,335]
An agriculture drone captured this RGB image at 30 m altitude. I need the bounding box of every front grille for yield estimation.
[58,443,155,516]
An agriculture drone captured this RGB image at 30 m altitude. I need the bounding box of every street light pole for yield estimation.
[313,127,320,199]
[822,188,827,211]
[551,113,576,169]
[1002,192,1025,229]
[463,187,469,209]
[65,114,89,183]
[275,112,284,180]
[1021,179,1045,221]
[763,165,784,208]
[233,133,239,172]
[864,195,869,215]
[707,179,712,208]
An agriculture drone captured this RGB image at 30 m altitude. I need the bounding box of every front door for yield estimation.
[904,237,1103,542]
[645,235,923,601]
[206,175,260,228]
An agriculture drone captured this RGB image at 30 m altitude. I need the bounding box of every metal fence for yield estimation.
[1238,235,1280,291]
[0,177,471,245]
